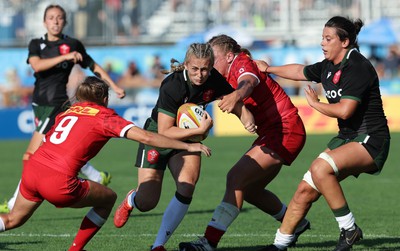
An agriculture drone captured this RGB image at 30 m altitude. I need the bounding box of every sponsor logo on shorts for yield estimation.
[147,149,159,164]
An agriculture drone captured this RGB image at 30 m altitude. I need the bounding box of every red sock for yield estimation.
[68,216,101,251]
[204,225,225,247]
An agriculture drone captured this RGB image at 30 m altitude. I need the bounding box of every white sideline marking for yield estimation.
[0,233,395,238]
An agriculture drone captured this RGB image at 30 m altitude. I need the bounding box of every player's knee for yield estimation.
[176,182,196,197]
[298,175,320,204]
[109,190,117,205]
[225,168,244,191]
[302,170,320,192]
[315,152,339,176]
[135,195,158,212]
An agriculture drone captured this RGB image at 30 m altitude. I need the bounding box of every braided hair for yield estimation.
[208,34,242,54]
[75,76,109,106]
[161,43,214,74]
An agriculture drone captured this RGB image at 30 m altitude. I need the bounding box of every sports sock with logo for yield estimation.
[152,192,191,248]
[205,202,240,247]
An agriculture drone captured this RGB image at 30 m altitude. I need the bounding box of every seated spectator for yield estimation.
[382,45,400,79]
[150,54,165,81]
[118,61,149,89]
[0,68,32,107]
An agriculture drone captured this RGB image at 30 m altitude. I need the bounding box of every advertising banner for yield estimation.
[213,96,400,136]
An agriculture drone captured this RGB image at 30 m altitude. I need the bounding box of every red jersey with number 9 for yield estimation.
[30,102,134,176]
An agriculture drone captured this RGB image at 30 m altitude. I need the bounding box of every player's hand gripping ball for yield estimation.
[176,103,209,142]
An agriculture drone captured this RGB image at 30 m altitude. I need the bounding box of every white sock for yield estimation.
[272,203,287,221]
[86,208,106,227]
[127,191,137,208]
[152,195,190,247]
[273,228,295,250]
[208,202,240,231]
[336,212,355,230]
[80,162,102,183]
[8,180,21,210]
[0,217,5,231]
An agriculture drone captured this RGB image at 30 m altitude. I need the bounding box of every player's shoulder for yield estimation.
[161,71,186,90]
[28,36,43,47]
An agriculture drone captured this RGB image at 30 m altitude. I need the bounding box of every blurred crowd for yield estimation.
[0,54,167,108]
[3,44,400,108]
[1,0,400,108]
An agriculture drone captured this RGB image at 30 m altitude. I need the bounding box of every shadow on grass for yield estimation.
[128,207,253,218]
[210,236,400,251]
[0,241,42,250]
[252,236,400,251]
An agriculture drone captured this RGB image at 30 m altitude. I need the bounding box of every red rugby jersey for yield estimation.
[31,102,134,176]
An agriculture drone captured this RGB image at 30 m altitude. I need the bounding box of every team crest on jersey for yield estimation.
[333,70,342,84]
[59,44,70,55]
[40,43,46,50]
[147,149,160,164]
[239,67,245,73]
[203,89,214,102]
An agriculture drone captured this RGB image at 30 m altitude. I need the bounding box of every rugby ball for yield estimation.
[176,103,208,142]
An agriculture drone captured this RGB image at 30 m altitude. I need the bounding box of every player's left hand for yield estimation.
[304,85,320,107]
[187,143,212,157]
[240,106,257,134]
[218,92,240,113]
[113,86,126,99]
[254,59,270,73]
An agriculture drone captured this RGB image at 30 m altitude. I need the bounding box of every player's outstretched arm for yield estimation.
[91,63,126,99]
[126,126,211,157]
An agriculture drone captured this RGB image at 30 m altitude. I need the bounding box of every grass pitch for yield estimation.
[0,134,399,251]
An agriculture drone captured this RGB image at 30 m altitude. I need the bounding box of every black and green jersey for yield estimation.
[304,48,389,138]
[151,68,234,122]
[27,33,95,106]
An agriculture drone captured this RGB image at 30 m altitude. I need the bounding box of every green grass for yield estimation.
[0,134,399,251]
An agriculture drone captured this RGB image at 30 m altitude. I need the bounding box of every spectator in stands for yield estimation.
[118,60,148,89]
[0,68,22,107]
[104,61,122,83]
[150,54,166,80]
[382,44,400,79]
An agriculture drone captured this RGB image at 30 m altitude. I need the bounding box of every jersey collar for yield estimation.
[183,69,195,87]
[338,47,358,69]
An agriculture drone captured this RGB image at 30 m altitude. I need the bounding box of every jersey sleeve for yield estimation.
[76,40,95,69]
[157,85,182,118]
[103,111,135,138]
[157,76,186,118]
[232,54,260,87]
[304,61,324,83]
[27,39,40,64]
